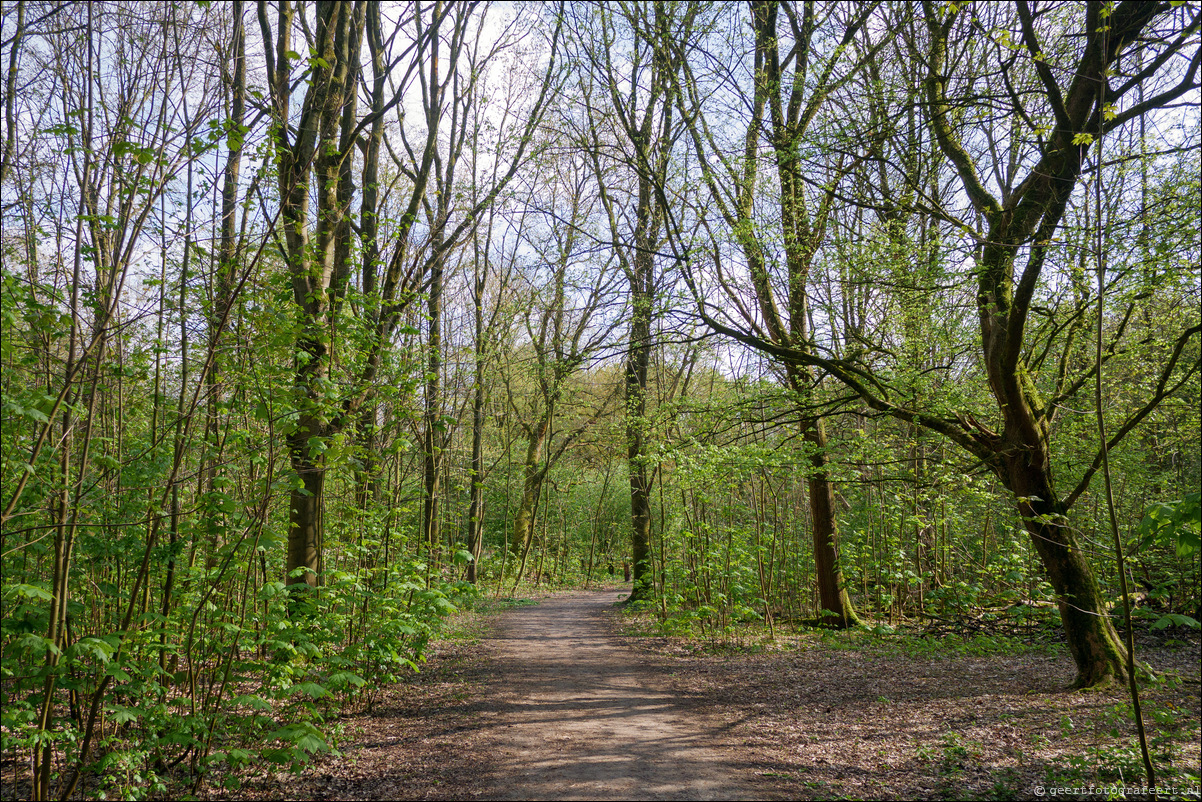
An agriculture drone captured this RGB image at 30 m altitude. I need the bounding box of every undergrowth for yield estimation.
[1,563,480,800]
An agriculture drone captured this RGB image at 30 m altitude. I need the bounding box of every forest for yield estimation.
[0,1,1199,799]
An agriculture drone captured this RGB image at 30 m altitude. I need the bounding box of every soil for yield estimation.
[459,588,770,801]
[2,596,1197,801]
[260,587,1201,802]
[284,587,783,801]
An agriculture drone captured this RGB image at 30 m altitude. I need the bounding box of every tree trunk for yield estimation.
[287,415,324,593]
[511,482,540,586]
[466,352,485,583]
[512,432,547,558]
[422,253,443,562]
[1005,450,1127,687]
[626,255,653,602]
[916,0,1170,688]
[804,419,860,627]
[267,1,361,596]
[976,225,1129,688]
[204,0,245,567]
[354,1,384,517]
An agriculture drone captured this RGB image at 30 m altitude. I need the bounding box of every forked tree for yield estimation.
[656,0,1199,685]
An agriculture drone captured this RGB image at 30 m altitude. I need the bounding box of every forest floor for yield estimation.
[228,586,1202,801]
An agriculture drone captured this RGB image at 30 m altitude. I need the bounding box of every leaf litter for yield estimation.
[210,589,1199,801]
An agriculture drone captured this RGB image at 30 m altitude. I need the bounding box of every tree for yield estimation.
[412,2,562,569]
[501,152,624,586]
[660,0,876,626]
[665,0,1199,685]
[913,0,1198,687]
[258,0,369,595]
[257,0,563,594]
[0,4,237,794]
[565,0,701,602]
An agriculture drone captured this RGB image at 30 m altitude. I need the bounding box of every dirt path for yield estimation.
[473,589,771,801]
[283,588,781,801]
[269,588,1198,801]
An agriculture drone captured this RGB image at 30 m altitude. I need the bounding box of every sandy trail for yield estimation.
[475,590,766,801]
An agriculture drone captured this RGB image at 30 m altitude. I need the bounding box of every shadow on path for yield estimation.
[468,590,771,801]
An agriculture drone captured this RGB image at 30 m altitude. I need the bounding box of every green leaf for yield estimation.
[1151,613,1200,631]
[108,705,139,725]
[293,681,330,699]
[270,722,329,754]
[296,732,328,753]
[13,583,53,601]
[328,670,366,689]
[1138,493,1200,558]
[73,636,116,664]
[232,693,273,711]
[262,747,293,765]
[258,581,287,600]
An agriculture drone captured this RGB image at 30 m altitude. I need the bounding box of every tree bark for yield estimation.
[422,252,443,561]
[625,206,654,602]
[204,0,245,567]
[261,0,363,597]
[730,1,863,627]
[287,418,325,591]
[512,416,549,568]
[466,289,486,583]
[803,419,860,627]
